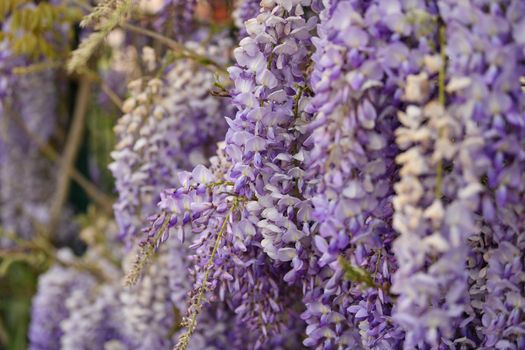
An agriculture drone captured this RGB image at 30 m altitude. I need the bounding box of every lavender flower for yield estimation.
[153,0,197,39]
[60,284,129,350]
[225,0,318,279]
[299,0,444,347]
[0,15,78,244]
[392,99,481,347]
[388,0,524,346]
[29,251,96,350]
[433,1,525,347]
[24,1,525,349]
[128,3,320,345]
[151,2,321,347]
[120,241,184,349]
[481,225,525,349]
[233,0,261,37]
[126,201,263,350]
[149,151,303,349]
[110,38,231,243]
[0,68,60,241]
[110,77,172,242]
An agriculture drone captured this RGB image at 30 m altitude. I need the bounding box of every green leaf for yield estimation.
[0,0,11,21]
[338,256,377,288]
[0,262,38,350]
[0,315,8,348]
[0,259,14,277]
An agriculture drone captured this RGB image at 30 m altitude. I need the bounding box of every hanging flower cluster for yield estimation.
[109,35,232,242]
[28,251,97,350]
[153,0,197,38]
[0,11,77,245]
[0,69,59,238]
[144,1,525,349]
[0,0,522,349]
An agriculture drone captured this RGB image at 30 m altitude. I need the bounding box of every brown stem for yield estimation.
[0,230,110,282]
[69,0,227,75]
[49,78,91,233]
[120,22,228,75]
[7,102,114,215]
[78,69,124,111]
[35,236,109,281]
[100,81,124,111]
[0,317,7,347]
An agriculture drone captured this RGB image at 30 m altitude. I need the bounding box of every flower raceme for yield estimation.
[19,0,525,349]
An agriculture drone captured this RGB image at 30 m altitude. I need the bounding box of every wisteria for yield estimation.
[233,0,261,37]
[300,0,412,347]
[153,0,197,39]
[0,3,78,247]
[1,73,57,227]
[0,58,74,244]
[0,0,524,349]
[436,0,525,347]
[151,1,319,348]
[109,36,231,242]
[28,251,96,350]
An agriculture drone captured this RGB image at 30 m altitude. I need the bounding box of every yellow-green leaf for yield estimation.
[338,256,377,288]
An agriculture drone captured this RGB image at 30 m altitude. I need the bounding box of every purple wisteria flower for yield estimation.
[120,237,238,350]
[225,0,318,281]
[132,2,319,348]
[110,37,232,243]
[433,1,525,348]
[60,284,129,350]
[391,0,525,348]
[23,1,525,349]
[121,242,182,349]
[146,1,321,348]
[28,251,96,350]
[156,156,305,349]
[298,0,444,348]
[0,67,61,241]
[233,0,261,37]
[153,0,197,39]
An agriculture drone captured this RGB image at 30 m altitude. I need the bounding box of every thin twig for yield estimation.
[79,68,124,111]
[124,214,170,287]
[100,81,124,111]
[34,234,109,280]
[435,24,447,199]
[121,23,185,50]
[49,78,92,233]
[69,0,226,74]
[12,61,64,75]
[0,231,110,281]
[175,201,237,350]
[8,103,114,214]
[0,317,8,348]
[121,22,228,75]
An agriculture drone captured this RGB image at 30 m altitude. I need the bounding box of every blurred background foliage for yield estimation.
[0,262,39,350]
[0,2,114,347]
[0,0,234,348]
[0,0,82,59]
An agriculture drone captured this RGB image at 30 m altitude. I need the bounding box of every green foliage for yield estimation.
[0,231,53,277]
[0,0,83,60]
[337,256,377,289]
[87,103,117,193]
[0,262,39,350]
[0,0,29,21]
[68,0,133,73]
[80,0,119,28]
[406,9,438,39]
